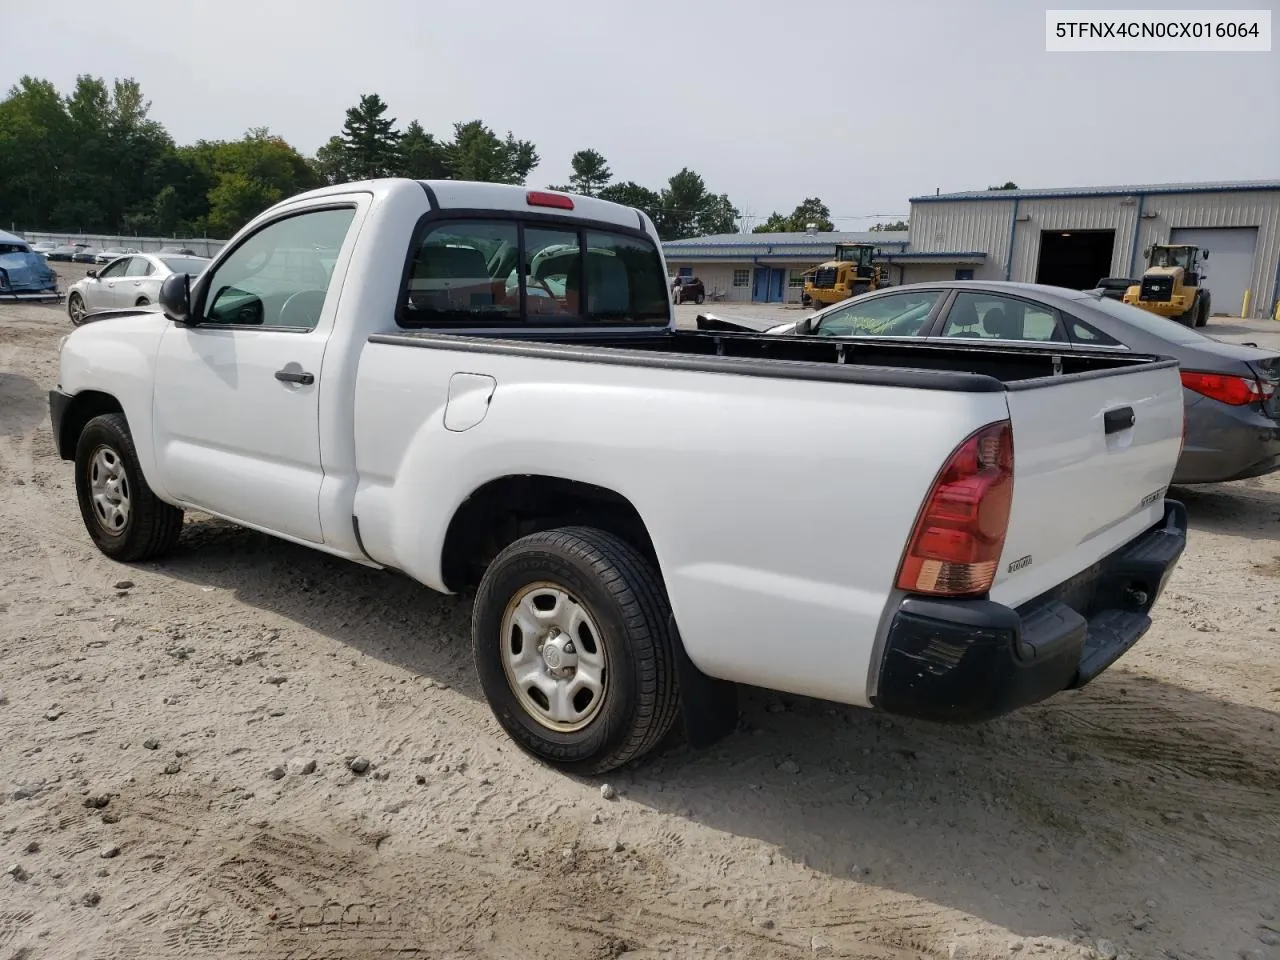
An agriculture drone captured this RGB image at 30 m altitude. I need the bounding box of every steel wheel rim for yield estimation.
[88,445,130,535]
[500,581,609,733]
[69,295,84,323]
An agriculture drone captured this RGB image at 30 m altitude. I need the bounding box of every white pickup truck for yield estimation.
[50,178,1189,773]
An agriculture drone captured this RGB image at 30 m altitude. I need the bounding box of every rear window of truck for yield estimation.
[398,218,670,328]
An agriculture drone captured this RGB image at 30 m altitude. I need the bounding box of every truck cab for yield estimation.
[802,243,885,308]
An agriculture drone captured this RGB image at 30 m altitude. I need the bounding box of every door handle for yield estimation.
[1104,406,1135,434]
[275,368,315,385]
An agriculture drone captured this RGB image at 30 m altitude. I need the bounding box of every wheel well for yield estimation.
[440,475,659,592]
[58,391,123,460]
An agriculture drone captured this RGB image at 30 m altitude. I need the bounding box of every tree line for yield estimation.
[0,78,744,241]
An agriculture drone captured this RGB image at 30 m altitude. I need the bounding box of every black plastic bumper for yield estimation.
[872,499,1188,723]
[49,389,73,460]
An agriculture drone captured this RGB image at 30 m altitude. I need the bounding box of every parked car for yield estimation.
[50,178,1187,774]
[672,275,705,304]
[65,252,210,324]
[158,245,199,256]
[1089,276,1138,301]
[46,243,88,262]
[0,229,60,301]
[72,247,103,264]
[30,241,58,255]
[699,280,1279,485]
[95,246,141,264]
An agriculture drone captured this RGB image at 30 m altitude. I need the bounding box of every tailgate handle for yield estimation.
[1104,406,1135,435]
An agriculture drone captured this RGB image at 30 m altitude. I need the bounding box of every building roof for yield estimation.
[663,230,911,260]
[911,179,1280,203]
[664,230,910,248]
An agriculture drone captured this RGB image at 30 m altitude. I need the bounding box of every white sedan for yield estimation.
[66,252,210,325]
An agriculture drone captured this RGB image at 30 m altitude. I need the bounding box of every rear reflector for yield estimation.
[526,190,574,210]
[896,420,1014,598]
[1180,370,1267,406]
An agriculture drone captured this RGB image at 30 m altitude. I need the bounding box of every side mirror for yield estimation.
[85,269,97,279]
[794,316,814,335]
[1202,250,1209,260]
[159,272,192,324]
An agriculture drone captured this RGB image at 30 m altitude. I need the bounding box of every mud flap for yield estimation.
[669,615,739,749]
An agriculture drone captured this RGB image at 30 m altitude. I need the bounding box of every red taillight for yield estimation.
[526,190,574,210]
[1180,370,1266,406]
[896,420,1014,598]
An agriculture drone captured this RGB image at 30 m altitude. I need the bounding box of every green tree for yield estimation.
[339,93,403,180]
[203,128,320,235]
[551,148,612,196]
[869,219,909,232]
[987,181,1018,190]
[751,197,833,233]
[696,193,740,236]
[598,181,663,218]
[447,120,539,184]
[0,76,74,229]
[312,135,352,185]
[398,120,450,180]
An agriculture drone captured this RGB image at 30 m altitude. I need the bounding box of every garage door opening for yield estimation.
[1035,230,1116,290]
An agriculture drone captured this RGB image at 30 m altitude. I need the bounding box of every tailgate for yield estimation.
[989,360,1183,609]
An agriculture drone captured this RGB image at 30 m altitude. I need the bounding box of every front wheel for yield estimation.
[68,292,86,326]
[74,413,184,562]
[472,526,681,774]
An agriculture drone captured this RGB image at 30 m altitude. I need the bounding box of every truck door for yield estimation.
[151,200,362,543]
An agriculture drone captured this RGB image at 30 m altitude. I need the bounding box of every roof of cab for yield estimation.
[269,178,651,234]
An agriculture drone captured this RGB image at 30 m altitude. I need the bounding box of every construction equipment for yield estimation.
[801,243,888,309]
[1122,243,1211,327]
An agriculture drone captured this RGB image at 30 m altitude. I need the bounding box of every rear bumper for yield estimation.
[1174,396,1280,484]
[872,499,1187,723]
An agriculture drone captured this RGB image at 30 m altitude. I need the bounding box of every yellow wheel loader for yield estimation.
[1122,243,1211,327]
[801,243,888,309]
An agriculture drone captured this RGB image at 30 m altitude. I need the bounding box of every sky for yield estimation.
[2,0,1276,230]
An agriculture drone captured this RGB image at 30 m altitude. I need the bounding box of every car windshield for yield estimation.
[161,257,209,275]
[1150,247,1193,269]
[1072,294,1211,344]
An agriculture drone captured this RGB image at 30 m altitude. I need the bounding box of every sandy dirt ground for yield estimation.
[2,272,1279,960]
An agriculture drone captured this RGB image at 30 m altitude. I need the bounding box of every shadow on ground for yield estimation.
[0,372,46,438]
[148,494,1280,956]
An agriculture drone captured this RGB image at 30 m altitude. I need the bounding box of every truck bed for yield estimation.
[369,327,1172,391]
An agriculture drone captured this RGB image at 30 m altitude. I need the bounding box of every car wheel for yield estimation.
[67,292,87,326]
[852,283,870,297]
[695,293,705,304]
[472,526,681,774]
[74,413,184,562]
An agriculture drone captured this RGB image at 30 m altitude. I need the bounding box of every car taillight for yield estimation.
[1180,370,1267,406]
[896,420,1014,598]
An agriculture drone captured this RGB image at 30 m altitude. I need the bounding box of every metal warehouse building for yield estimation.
[665,179,1280,318]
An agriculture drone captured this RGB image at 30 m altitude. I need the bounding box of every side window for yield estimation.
[814,290,942,338]
[404,220,520,323]
[1065,317,1121,346]
[201,207,356,330]
[125,257,153,277]
[941,292,1066,343]
[99,259,128,279]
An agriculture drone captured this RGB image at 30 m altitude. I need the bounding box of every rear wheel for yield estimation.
[74,413,184,562]
[695,293,705,304]
[472,526,681,774]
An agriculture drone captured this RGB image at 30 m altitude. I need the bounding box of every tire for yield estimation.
[68,292,86,326]
[695,293,705,304]
[1198,290,1211,326]
[135,297,150,307]
[74,412,184,562]
[472,526,681,774]
[851,283,870,297]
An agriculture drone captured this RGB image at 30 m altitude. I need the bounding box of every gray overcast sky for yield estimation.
[2,0,1276,229]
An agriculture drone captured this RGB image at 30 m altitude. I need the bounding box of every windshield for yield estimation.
[161,256,209,275]
[836,246,872,266]
[1073,294,1211,344]
[1149,247,1194,269]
